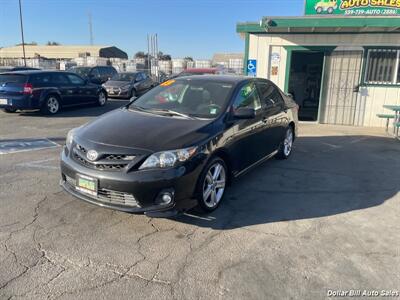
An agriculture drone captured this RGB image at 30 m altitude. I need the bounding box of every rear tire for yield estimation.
[97,90,107,106]
[3,107,17,113]
[41,95,60,115]
[196,157,228,212]
[276,126,294,160]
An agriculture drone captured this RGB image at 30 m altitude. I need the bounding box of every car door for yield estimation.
[256,80,288,152]
[142,73,153,90]
[65,73,92,104]
[88,68,102,85]
[50,73,76,105]
[134,73,146,93]
[227,81,268,172]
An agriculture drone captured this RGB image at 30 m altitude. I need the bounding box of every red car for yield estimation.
[176,68,218,77]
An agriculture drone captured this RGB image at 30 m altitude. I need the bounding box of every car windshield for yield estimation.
[111,73,136,82]
[69,67,91,77]
[129,78,234,119]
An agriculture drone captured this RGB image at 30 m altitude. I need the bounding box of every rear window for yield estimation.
[0,74,27,84]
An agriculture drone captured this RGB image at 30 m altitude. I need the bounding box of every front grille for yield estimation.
[72,144,135,172]
[64,175,140,207]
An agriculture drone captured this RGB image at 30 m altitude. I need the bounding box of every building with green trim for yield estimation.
[237,16,400,126]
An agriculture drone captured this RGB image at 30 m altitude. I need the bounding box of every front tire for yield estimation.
[276,126,294,160]
[41,95,60,115]
[97,90,107,106]
[3,107,17,113]
[196,157,228,212]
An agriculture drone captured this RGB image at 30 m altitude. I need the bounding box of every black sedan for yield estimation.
[103,72,154,99]
[60,76,298,217]
[0,71,107,114]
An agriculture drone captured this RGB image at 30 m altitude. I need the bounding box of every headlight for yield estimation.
[66,128,77,149]
[139,147,197,169]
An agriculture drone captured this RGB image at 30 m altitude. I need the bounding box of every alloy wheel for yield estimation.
[47,97,59,114]
[98,92,106,106]
[283,128,293,156]
[202,162,226,209]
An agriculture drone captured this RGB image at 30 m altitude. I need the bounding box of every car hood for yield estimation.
[103,81,131,88]
[77,108,215,152]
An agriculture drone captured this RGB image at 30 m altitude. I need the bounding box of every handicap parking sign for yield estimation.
[247,59,257,77]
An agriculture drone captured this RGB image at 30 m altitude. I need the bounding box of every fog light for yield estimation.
[162,194,172,204]
[155,189,174,206]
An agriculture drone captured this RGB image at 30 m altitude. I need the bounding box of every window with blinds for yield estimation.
[364,49,400,85]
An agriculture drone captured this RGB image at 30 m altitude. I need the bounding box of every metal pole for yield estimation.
[155,33,159,82]
[147,34,150,74]
[89,13,94,45]
[18,0,26,66]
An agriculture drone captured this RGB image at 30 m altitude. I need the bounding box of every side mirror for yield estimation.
[233,107,256,119]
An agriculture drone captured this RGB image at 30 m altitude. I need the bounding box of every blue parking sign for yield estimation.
[247,59,257,77]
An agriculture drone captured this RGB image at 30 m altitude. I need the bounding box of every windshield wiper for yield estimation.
[128,105,196,119]
[147,108,196,119]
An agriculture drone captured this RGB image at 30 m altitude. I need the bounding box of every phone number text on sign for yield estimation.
[344,8,398,14]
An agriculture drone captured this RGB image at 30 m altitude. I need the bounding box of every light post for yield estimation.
[18,0,27,66]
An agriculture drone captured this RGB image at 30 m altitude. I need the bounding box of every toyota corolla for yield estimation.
[60,76,298,217]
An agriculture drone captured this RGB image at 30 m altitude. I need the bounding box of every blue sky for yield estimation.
[0,0,302,59]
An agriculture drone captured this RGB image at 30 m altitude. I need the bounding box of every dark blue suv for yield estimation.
[0,71,107,114]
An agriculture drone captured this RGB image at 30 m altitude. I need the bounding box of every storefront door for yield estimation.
[319,50,363,125]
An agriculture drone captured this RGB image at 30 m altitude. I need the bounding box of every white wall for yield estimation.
[248,33,400,127]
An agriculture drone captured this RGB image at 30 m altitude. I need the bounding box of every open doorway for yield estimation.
[288,51,324,121]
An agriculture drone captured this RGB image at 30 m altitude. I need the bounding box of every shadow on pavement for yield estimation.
[174,135,400,229]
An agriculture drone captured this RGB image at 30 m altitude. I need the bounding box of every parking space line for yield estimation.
[16,158,59,170]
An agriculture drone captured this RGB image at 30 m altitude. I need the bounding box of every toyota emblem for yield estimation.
[86,150,98,161]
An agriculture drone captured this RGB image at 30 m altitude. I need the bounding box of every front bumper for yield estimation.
[60,147,204,214]
[105,88,131,99]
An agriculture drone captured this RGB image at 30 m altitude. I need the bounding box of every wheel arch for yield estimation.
[40,90,62,107]
[209,148,233,184]
[289,121,296,140]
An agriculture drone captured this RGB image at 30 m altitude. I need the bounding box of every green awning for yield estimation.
[237,16,400,34]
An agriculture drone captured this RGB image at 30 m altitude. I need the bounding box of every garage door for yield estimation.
[320,50,363,125]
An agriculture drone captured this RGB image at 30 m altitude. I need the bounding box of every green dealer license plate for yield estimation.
[76,174,98,196]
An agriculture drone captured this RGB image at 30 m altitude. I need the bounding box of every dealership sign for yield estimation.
[305,0,400,15]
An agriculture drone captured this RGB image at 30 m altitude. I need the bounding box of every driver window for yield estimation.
[91,68,100,78]
[233,82,261,110]
[66,74,85,85]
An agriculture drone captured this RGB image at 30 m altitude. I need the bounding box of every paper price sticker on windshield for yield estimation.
[160,79,175,87]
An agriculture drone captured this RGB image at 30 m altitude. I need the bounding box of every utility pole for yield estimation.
[18,0,26,66]
[88,13,94,45]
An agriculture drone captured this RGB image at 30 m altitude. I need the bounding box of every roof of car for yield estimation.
[175,75,250,84]
[184,68,217,73]
[0,70,72,75]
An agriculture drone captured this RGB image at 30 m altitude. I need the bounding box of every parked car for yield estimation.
[69,66,117,85]
[174,68,218,78]
[0,66,40,73]
[60,75,298,217]
[0,70,107,114]
[102,72,154,99]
